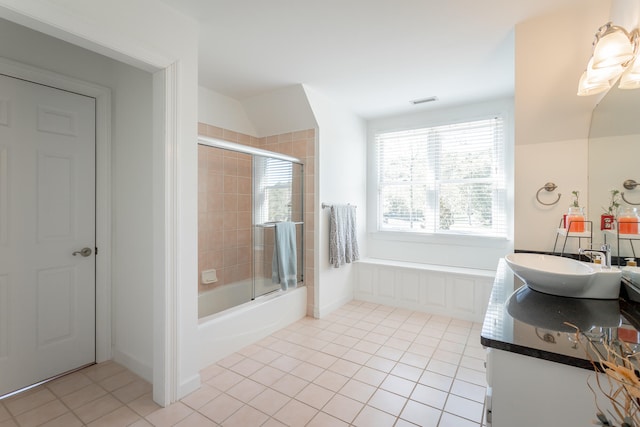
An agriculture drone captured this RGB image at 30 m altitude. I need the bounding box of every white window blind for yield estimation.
[376,116,506,237]
[257,157,293,223]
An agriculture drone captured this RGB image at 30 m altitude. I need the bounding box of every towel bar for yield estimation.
[322,203,357,209]
[256,221,304,228]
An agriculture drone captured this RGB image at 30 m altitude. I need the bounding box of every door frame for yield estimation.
[0,56,112,363]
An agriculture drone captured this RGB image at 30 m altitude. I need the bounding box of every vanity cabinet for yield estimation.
[481,260,634,426]
[485,348,603,426]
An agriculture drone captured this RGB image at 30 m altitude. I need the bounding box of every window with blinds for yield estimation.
[375,116,506,237]
[257,157,293,223]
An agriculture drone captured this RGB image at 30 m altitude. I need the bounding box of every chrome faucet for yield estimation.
[579,244,612,268]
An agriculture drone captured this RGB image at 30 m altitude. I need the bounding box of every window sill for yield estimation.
[369,230,511,249]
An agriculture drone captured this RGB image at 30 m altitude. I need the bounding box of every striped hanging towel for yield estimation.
[329,204,359,268]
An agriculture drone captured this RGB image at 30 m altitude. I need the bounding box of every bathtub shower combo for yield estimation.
[197,137,304,319]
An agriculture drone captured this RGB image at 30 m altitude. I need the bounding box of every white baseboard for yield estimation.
[112,348,153,384]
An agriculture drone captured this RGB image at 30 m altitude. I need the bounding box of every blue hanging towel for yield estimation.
[272,222,297,290]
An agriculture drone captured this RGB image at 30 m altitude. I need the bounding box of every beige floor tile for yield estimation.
[367,389,408,417]
[427,359,458,377]
[439,411,482,427]
[172,412,217,427]
[305,351,338,369]
[86,406,141,427]
[342,348,372,365]
[98,370,137,392]
[198,393,243,423]
[40,411,83,427]
[380,374,416,398]
[0,404,9,422]
[248,388,290,416]
[295,383,334,409]
[352,405,398,427]
[273,399,317,426]
[112,379,151,404]
[250,365,286,387]
[83,362,126,383]
[74,394,123,424]
[450,379,486,403]
[411,384,448,410]
[400,399,442,426]
[455,367,486,387]
[179,384,221,410]
[419,371,454,392]
[14,400,67,427]
[306,411,349,427]
[127,393,162,417]
[226,378,266,402]
[0,303,491,427]
[61,383,108,409]
[206,369,244,391]
[399,351,430,369]
[322,393,364,423]
[46,372,92,398]
[270,374,308,397]
[261,416,287,427]
[444,394,484,423]
[338,379,375,403]
[313,370,349,392]
[222,404,269,427]
[144,401,193,427]
[249,348,280,365]
[269,355,302,372]
[229,357,264,377]
[327,359,360,378]
[390,363,423,382]
[289,361,324,382]
[4,387,56,417]
[128,419,153,427]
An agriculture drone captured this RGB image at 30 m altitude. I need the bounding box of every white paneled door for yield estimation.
[0,74,96,396]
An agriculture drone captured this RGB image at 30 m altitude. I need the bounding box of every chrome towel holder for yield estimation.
[536,182,561,206]
[622,179,640,205]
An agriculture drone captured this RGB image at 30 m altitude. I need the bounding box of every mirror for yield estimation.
[588,84,640,257]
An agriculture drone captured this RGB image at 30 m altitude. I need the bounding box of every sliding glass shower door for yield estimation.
[253,156,304,299]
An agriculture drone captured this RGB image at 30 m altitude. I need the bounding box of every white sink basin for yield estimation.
[504,253,622,299]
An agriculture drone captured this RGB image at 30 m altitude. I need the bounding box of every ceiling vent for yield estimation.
[410,96,439,105]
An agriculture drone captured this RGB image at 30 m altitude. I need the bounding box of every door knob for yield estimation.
[72,247,92,257]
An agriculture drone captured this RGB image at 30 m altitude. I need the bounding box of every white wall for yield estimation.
[366,99,515,271]
[0,16,155,380]
[243,85,317,137]
[0,0,201,404]
[198,87,257,136]
[303,85,367,318]
[514,139,588,253]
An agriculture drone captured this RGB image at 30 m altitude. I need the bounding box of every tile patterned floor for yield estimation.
[0,300,487,426]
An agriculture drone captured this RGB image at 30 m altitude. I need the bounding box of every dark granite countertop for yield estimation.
[481,259,640,370]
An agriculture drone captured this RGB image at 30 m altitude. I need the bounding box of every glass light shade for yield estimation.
[619,55,640,89]
[577,70,611,96]
[585,56,625,81]
[592,27,634,69]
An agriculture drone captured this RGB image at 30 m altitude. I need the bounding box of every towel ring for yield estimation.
[536,182,561,206]
[621,179,640,205]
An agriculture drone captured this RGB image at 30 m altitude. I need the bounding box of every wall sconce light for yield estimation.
[578,22,640,96]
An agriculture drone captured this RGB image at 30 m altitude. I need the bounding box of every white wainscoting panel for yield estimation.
[355,259,495,323]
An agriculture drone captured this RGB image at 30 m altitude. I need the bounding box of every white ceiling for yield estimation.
[159,0,594,120]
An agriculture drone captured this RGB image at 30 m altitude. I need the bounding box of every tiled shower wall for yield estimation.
[198,123,316,314]
[197,144,252,293]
